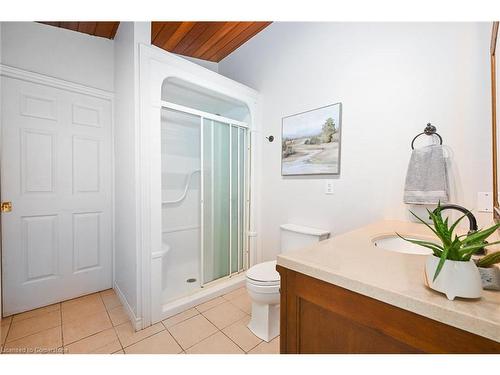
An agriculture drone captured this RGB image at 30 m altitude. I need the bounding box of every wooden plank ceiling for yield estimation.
[38,21,271,62]
[39,22,120,39]
[151,22,271,62]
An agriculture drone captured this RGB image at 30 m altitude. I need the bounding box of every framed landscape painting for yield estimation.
[281,102,342,176]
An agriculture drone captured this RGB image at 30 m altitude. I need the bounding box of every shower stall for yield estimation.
[139,46,259,326]
[154,73,256,320]
[161,103,249,304]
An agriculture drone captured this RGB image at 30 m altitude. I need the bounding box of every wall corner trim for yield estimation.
[114,282,143,331]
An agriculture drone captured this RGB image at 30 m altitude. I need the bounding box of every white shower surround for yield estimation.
[138,44,262,327]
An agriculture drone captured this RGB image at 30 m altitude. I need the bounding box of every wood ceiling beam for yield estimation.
[38,21,271,61]
[208,21,271,62]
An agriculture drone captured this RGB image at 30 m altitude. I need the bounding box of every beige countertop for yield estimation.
[276,220,500,343]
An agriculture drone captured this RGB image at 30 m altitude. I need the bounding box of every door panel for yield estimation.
[22,214,59,282]
[72,212,101,273]
[1,77,113,316]
[21,129,56,193]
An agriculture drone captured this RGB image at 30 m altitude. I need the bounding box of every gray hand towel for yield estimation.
[404,144,449,204]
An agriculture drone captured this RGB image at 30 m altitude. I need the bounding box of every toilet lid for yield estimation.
[246,260,280,282]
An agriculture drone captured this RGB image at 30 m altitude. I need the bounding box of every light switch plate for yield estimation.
[477,192,493,213]
[325,180,334,195]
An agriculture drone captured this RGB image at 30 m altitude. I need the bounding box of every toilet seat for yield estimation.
[246,260,280,286]
[246,280,280,295]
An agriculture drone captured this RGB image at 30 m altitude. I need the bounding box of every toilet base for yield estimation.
[247,301,280,342]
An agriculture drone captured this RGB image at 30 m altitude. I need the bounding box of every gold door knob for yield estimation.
[1,201,12,213]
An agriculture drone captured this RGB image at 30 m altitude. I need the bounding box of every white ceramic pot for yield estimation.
[425,255,482,300]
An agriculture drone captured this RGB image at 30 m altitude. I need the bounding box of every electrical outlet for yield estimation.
[477,192,493,213]
[325,180,334,195]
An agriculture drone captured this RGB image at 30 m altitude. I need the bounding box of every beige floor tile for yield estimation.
[3,326,62,354]
[162,308,199,329]
[62,310,112,345]
[222,316,262,352]
[124,331,182,354]
[1,324,11,345]
[12,303,60,323]
[64,328,121,354]
[62,292,101,307]
[186,332,244,354]
[195,296,226,313]
[248,336,280,354]
[61,293,106,322]
[168,314,218,350]
[100,289,116,298]
[1,317,12,339]
[101,292,122,311]
[230,293,252,314]
[113,349,125,354]
[202,301,247,329]
[7,310,61,342]
[91,341,123,354]
[222,287,247,300]
[108,306,129,326]
[115,322,164,348]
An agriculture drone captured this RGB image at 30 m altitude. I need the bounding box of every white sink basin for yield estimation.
[372,235,433,255]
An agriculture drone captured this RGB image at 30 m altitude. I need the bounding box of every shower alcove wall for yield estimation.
[139,45,261,327]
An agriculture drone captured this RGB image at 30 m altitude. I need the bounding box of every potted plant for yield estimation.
[476,251,500,290]
[397,204,500,300]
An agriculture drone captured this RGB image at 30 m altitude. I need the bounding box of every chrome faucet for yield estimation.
[433,204,478,234]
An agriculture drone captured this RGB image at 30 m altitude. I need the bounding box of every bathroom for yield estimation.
[0,0,500,370]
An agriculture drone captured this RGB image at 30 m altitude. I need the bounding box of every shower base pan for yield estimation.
[158,273,246,322]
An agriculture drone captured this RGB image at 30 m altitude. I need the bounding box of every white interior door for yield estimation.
[1,76,113,316]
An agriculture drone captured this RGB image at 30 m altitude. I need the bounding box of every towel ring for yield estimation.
[411,123,443,150]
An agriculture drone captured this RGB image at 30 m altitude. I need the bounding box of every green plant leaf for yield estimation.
[408,210,439,237]
[434,245,450,281]
[447,236,462,260]
[476,251,500,267]
[458,240,500,259]
[449,213,467,235]
[428,208,451,246]
[395,233,443,256]
[461,224,500,246]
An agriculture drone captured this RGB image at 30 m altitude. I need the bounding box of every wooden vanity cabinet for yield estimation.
[277,265,500,354]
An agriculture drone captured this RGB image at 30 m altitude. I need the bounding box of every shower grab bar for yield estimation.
[162,169,201,205]
[162,225,200,234]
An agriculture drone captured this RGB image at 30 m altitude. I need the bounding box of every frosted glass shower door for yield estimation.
[202,119,248,285]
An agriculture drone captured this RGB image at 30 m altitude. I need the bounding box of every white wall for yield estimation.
[219,22,492,261]
[1,22,114,91]
[174,54,219,73]
[113,22,150,324]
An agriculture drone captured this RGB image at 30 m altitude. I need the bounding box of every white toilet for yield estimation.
[246,224,330,342]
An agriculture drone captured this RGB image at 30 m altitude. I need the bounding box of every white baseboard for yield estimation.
[114,282,142,331]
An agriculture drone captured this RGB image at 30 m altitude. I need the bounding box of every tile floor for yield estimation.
[0,286,279,354]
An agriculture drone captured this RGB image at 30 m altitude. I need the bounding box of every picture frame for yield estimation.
[281,102,342,176]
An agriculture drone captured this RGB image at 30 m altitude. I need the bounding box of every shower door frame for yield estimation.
[160,100,251,290]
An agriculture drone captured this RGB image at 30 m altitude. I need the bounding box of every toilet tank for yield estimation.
[280,224,330,253]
